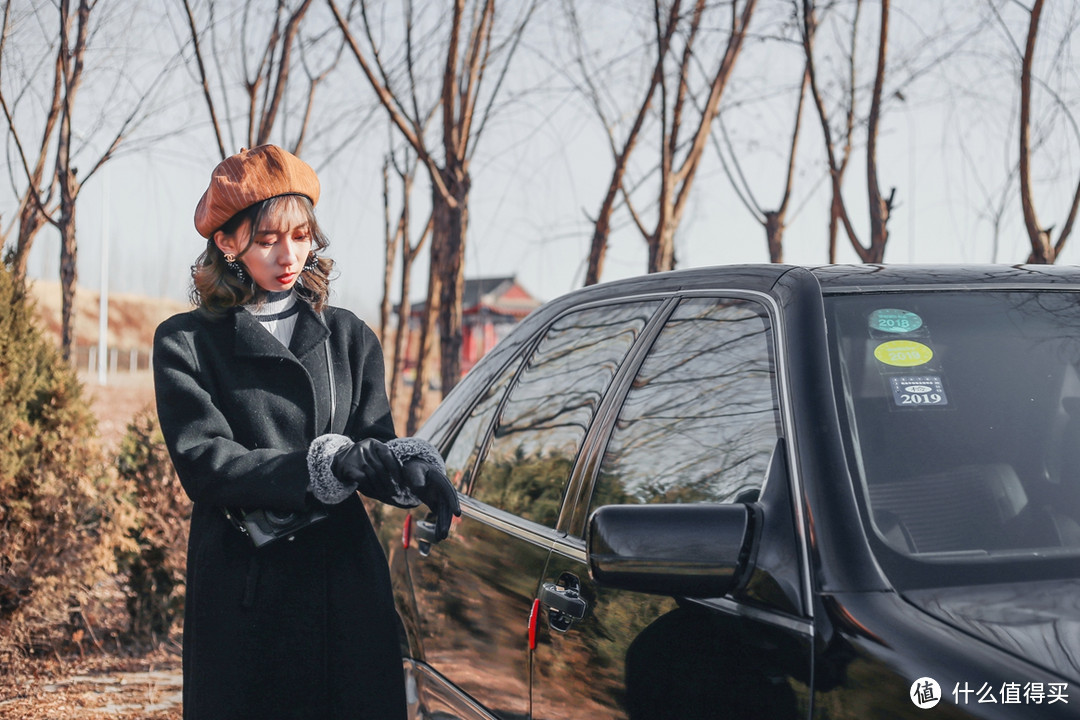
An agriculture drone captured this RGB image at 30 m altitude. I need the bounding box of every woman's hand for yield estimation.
[400,461,461,541]
[331,438,405,501]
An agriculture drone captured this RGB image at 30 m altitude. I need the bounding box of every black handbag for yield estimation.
[225,333,337,548]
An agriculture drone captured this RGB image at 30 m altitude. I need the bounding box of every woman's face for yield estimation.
[215,197,312,293]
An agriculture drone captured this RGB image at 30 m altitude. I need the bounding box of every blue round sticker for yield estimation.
[869,309,923,334]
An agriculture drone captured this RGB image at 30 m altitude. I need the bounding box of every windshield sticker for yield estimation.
[869,308,923,334]
[889,376,948,407]
[874,340,933,367]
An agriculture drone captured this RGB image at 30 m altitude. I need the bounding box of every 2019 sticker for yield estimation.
[889,376,948,407]
[874,340,933,367]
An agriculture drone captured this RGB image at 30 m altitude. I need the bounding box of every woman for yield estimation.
[153,145,459,720]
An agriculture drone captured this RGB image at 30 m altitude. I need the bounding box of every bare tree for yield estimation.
[1015,0,1080,263]
[1,0,172,358]
[386,153,434,428]
[578,0,757,282]
[329,0,536,420]
[713,58,810,263]
[802,0,894,264]
[0,1,62,284]
[379,154,396,346]
[571,0,681,285]
[178,0,344,159]
[376,142,433,421]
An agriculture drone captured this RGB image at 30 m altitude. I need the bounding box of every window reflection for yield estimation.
[829,291,1080,567]
[593,298,780,508]
[473,302,661,526]
[442,355,524,493]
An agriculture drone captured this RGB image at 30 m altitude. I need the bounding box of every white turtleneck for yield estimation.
[245,290,300,348]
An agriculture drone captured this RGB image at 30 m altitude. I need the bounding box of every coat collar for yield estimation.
[233,298,329,361]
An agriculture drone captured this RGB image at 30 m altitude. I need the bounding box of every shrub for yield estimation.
[0,266,135,665]
[115,410,190,647]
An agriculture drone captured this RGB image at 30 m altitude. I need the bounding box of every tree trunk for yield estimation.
[434,174,469,395]
[406,261,440,435]
[392,212,432,411]
[9,199,48,283]
[58,190,77,361]
[648,214,676,273]
[765,211,783,263]
[864,0,891,263]
[1020,0,1050,263]
[390,247,414,411]
[828,195,840,264]
[379,158,397,346]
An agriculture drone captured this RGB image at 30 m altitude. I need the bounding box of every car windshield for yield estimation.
[826,290,1080,588]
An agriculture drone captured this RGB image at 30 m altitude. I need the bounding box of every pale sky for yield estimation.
[10,0,1080,321]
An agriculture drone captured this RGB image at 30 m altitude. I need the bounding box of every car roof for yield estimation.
[517,264,1080,332]
[809,263,1080,292]
[564,263,1080,302]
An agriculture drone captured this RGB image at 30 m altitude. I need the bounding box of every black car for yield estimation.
[376,264,1080,719]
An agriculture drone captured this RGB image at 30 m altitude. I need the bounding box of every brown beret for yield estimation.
[194,145,320,238]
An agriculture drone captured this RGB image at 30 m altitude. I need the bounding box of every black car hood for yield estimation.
[903,580,1080,684]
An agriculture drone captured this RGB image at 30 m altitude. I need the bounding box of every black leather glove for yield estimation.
[401,460,461,541]
[331,438,405,502]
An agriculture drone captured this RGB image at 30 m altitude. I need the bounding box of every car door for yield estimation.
[405,300,663,720]
[530,294,814,720]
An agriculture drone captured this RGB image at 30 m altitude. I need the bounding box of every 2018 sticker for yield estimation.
[869,308,923,334]
[874,340,933,367]
[889,376,948,407]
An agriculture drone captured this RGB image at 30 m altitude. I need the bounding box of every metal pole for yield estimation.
[97,170,109,385]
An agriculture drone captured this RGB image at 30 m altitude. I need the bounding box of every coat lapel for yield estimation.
[288,302,330,361]
[233,309,294,361]
[231,302,333,437]
[291,304,334,433]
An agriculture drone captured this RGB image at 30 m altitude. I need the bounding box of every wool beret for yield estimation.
[194,145,320,238]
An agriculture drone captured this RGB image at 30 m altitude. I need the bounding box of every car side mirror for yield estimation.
[586,503,755,598]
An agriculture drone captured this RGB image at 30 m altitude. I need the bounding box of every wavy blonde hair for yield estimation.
[190,195,334,314]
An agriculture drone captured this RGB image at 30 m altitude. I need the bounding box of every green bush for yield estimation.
[115,410,190,647]
[0,266,135,664]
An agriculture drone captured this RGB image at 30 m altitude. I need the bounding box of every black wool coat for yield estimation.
[153,300,407,720]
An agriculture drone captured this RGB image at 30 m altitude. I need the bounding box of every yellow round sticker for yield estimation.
[874,340,933,367]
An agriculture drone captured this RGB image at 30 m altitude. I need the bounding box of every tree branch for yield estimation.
[181,0,227,159]
[1019,0,1047,261]
[328,0,453,204]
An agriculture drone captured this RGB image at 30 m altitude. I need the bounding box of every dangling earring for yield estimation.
[224,253,247,284]
[304,252,319,272]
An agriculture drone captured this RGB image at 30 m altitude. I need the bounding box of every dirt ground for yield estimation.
[0,648,182,720]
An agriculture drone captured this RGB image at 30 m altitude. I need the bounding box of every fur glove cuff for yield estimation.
[307,433,357,504]
[387,437,446,475]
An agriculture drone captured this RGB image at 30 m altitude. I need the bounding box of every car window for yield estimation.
[590,297,780,509]
[442,355,525,494]
[470,302,662,527]
[827,291,1080,584]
